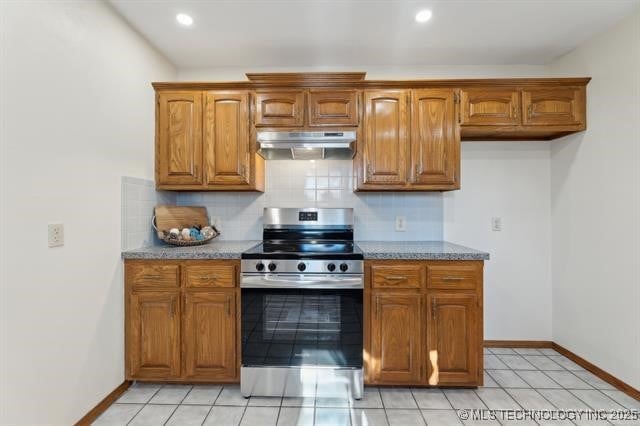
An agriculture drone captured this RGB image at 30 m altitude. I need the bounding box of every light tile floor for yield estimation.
[93,348,640,425]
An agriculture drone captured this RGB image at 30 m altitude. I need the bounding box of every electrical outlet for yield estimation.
[48,223,64,247]
[395,216,407,232]
[491,217,502,232]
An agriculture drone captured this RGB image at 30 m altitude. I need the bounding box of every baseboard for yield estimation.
[551,342,640,402]
[75,381,132,426]
[485,340,639,403]
[484,340,553,348]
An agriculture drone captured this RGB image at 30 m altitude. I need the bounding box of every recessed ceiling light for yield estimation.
[176,13,193,26]
[415,9,432,23]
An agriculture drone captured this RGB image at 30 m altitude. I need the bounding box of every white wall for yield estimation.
[178,64,548,81]
[443,142,552,340]
[548,10,640,389]
[0,1,176,424]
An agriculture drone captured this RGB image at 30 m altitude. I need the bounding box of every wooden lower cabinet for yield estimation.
[128,291,181,379]
[183,291,237,380]
[426,293,480,386]
[125,260,239,382]
[365,260,483,387]
[369,293,422,384]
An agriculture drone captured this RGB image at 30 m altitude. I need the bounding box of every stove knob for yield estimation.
[340,263,349,272]
[297,262,306,272]
[327,263,336,272]
[255,262,265,272]
[268,262,277,272]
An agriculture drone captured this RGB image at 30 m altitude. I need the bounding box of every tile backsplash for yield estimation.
[121,176,176,250]
[176,160,443,241]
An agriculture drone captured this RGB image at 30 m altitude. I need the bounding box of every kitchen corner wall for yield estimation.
[0,1,177,424]
[549,9,640,390]
[177,159,443,241]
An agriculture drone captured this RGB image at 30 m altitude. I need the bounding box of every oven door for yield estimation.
[240,274,363,369]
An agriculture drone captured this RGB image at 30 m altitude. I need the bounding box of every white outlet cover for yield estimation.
[48,223,64,247]
[395,216,407,232]
[491,217,502,232]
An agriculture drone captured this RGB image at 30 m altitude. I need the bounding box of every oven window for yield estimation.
[242,289,362,368]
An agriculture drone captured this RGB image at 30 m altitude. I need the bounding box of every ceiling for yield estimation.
[109,0,639,69]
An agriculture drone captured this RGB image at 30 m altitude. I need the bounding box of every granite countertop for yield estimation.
[121,240,261,260]
[357,241,490,260]
[122,240,488,261]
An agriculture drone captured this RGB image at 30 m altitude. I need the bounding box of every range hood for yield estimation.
[257,131,356,160]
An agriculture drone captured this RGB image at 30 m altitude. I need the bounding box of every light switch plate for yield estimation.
[48,223,64,247]
[491,217,502,232]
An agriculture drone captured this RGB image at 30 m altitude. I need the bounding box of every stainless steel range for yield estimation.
[240,208,364,399]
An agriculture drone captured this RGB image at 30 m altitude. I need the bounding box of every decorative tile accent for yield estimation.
[176,160,444,241]
[121,176,176,250]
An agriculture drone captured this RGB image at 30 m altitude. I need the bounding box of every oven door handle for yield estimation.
[240,274,364,289]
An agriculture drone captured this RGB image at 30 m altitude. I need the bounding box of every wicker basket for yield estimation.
[152,216,220,247]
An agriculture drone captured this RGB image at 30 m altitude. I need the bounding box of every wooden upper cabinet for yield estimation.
[522,86,585,126]
[411,89,459,188]
[204,91,250,186]
[308,90,359,126]
[362,90,409,185]
[460,88,520,126]
[156,92,203,185]
[183,291,237,380]
[370,293,422,384]
[128,291,181,379]
[426,293,479,386]
[254,91,305,127]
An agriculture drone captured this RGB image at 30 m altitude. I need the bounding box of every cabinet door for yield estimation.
[184,291,237,380]
[157,92,203,185]
[426,293,479,386]
[460,88,520,125]
[522,87,585,126]
[308,90,359,126]
[254,91,305,127]
[411,89,459,187]
[204,91,250,186]
[362,90,409,185]
[128,291,181,379]
[370,293,422,383]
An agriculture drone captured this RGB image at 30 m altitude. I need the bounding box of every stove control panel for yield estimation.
[241,259,363,275]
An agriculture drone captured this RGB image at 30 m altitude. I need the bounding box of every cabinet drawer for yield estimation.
[127,262,180,289]
[427,264,479,290]
[184,263,236,288]
[371,264,425,289]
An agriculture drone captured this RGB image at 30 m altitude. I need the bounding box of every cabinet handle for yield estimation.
[375,296,380,319]
[366,164,372,178]
[441,276,465,281]
[194,165,199,177]
[385,275,407,281]
[527,104,533,117]
[226,295,231,316]
[199,275,219,281]
[512,104,518,118]
[431,298,437,320]
[240,165,246,177]
[142,274,162,280]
